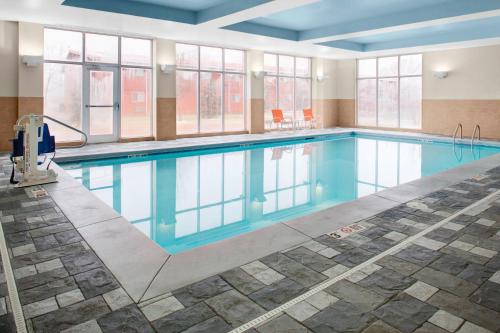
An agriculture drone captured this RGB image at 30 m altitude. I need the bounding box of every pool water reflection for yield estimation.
[61,134,500,253]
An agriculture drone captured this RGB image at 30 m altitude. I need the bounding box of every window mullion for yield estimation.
[376,58,379,127]
[222,49,225,132]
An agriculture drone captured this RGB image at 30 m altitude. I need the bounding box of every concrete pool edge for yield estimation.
[44,130,500,303]
[53,127,500,163]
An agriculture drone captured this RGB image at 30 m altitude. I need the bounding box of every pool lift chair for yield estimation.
[10,114,87,187]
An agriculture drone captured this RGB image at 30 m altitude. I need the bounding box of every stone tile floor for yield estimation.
[0,247,17,332]
[0,155,500,332]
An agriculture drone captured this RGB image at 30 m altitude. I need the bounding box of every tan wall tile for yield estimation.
[0,97,18,152]
[250,98,264,133]
[312,99,338,128]
[18,96,43,117]
[338,99,356,127]
[156,98,176,140]
[422,100,500,139]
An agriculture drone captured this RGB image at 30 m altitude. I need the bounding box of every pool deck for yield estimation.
[0,129,499,332]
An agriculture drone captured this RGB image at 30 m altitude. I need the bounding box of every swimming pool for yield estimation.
[60,133,500,253]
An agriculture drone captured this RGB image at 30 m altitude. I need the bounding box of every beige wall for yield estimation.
[330,59,357,128]
[312,58,337,100]
[18,22,44,118]
[0,21,19,151]
[156,39,176,99]
[311,58,338,128]
[423,45,500,100]
[336,59,356,100]
[0,21,19,97]
[18,22,43,98]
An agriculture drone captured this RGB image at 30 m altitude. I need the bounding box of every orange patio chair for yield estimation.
[271,109,293,129]
[303,108,317,129]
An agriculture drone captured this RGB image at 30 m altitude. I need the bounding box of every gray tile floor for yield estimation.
[0,156,500,332]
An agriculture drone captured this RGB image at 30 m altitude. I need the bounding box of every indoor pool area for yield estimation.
[1,1,500,333]
[61,134,500,254]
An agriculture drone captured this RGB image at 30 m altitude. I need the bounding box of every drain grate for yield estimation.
[0,219,27,332]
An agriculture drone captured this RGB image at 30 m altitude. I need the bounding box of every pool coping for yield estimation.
[53,127,500,163]
[43,129,500,303]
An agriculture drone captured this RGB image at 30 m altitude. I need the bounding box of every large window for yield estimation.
[357,54,422,129]
[264,54,311,129]
[176,44,246,134]
[44,28,153,142]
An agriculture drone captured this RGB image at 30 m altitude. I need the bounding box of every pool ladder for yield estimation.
[453,123,462,145]
[471,124,481,147]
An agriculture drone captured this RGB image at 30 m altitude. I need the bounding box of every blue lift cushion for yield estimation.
[11,123,56,158]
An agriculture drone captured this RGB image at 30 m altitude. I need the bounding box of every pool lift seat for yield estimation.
[10,114,87,187]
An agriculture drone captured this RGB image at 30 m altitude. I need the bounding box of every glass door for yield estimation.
[83,65,119,143]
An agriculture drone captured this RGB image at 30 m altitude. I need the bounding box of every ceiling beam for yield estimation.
[197,0,320,28]
[299,0,500,43]
[321,40,364,52]
[62,0,196,24]
[364,26,500,52]
[223,22,298,40]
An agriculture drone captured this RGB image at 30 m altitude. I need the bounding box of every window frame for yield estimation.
[356,53,422,130]
[43,27,154,141]
[175,42,247,134]
[263,53,312,129]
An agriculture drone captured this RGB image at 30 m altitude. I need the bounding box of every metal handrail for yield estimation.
[471,124,481,147]
[43,115,88,148]
[453,123,462,144]
[453,144,463,162]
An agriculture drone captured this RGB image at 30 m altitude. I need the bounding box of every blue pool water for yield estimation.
[61,133,500,253]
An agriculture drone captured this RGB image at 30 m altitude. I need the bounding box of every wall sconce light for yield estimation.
[159,64,176,74]
[21,55,43,67]
[433,70,448,79]
[252,70,264,79]
[316,74,329,82]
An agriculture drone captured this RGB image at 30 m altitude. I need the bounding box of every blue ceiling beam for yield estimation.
[364,26,500,52]
[223,22,299,40]
[299,0,500,41]
[319,40,364,52]
[197,0,272,24]
[63,0,276,26]
[62,0,197,24]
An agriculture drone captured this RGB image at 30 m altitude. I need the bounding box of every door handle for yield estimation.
[85,105,114,108]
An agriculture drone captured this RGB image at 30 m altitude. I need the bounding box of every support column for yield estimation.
[156,39,176,140]
[312,57,338,128]
[247,50,265,133]
[18,22,44,117]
